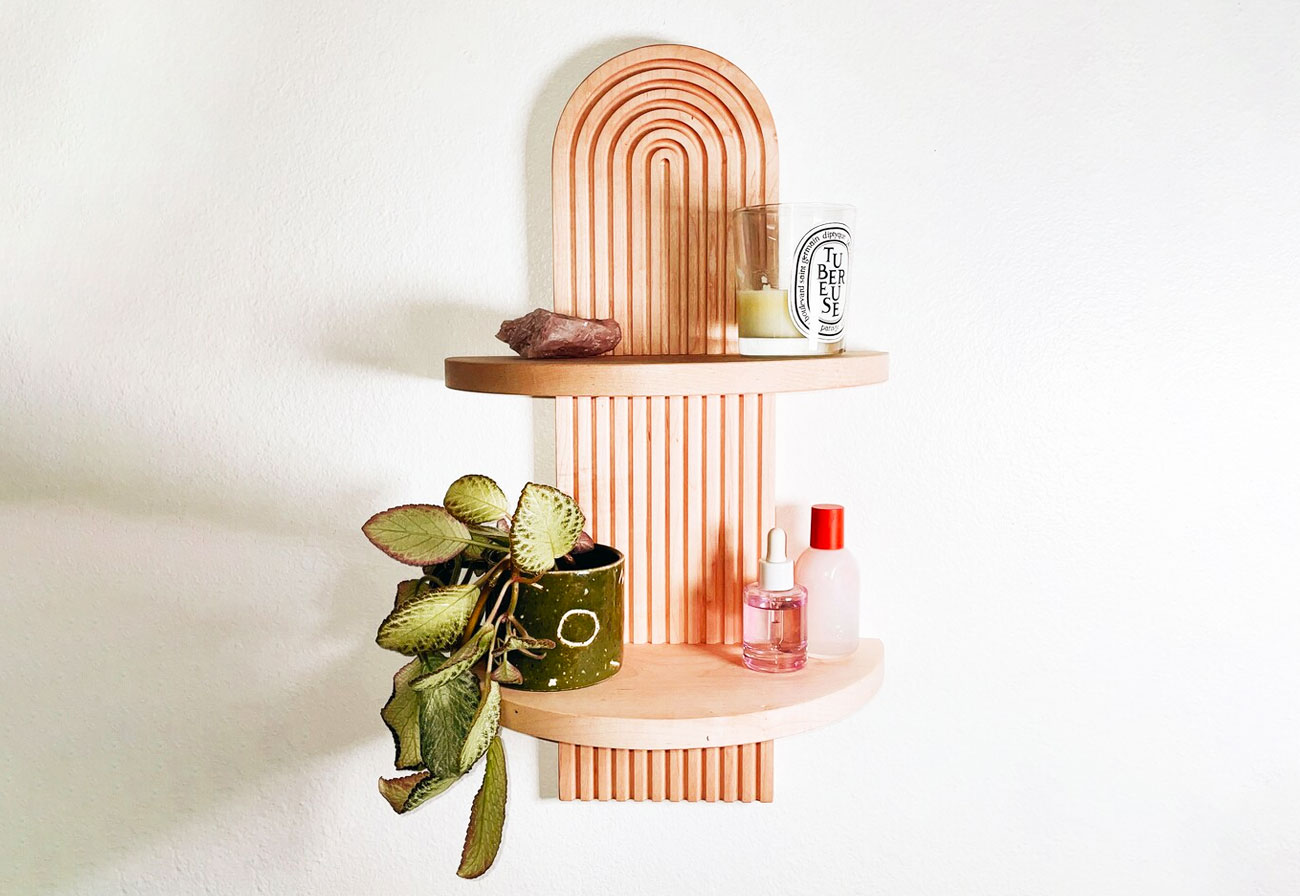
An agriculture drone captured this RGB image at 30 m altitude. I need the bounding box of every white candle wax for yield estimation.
[737,287,803,339]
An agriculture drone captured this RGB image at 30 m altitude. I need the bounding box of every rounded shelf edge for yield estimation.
[443,351,889,397]
[499,638,884,749]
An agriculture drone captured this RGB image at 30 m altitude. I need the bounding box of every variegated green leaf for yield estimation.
[393,579,425,610]
[377,771,457,814]
[418,668,480,778]
[457,735,507,879]
[378,771,428,813]
[402,773,457,812]
[504,634,555,652]
[411,626,494,691]
[511,483,585,575]
[459,679,501,773]
[376,584,478,655]
[444,475,510,525]
[380,658,425,769]
[491,657,522,685]
[363,504,472,565]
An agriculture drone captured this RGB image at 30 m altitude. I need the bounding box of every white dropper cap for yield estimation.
[758,527,794,591]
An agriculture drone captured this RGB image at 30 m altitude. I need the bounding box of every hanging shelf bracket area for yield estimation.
[445,44,888,802]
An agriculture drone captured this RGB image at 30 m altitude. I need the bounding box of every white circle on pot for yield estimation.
[556,609,600,648]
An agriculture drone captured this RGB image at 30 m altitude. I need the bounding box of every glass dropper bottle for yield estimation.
[741,527,808,673]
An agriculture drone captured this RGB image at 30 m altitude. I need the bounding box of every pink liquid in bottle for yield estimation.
[742,528,807,673]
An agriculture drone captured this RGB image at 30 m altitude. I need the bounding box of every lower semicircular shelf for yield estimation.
[499,638,883,750]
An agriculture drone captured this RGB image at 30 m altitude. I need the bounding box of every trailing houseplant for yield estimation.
[363,475,589,879]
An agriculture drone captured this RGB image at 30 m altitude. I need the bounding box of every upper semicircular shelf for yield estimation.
[443,351,889,397]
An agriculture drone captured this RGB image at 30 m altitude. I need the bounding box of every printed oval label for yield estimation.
[791,223,852,342]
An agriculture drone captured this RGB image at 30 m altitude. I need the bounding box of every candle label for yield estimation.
[791,223,851,342]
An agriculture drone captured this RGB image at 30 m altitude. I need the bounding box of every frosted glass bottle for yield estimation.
[796,504,860,658]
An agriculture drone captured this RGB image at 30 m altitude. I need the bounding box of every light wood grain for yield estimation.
[649,396,667,643]
[739,742,757,802]
[722,746,739,802]
[668,749,685,801]
[550,43,782,801]
[627,396,648,644]
[578,744,594,800]
[613,748,630,801]
[596,746,612,800]
[686,748,703,800]
[705,393,723,645]
[503,639,884,750]
[558,742,576,801]
[758,740,774,803]
[632,748,648,800]
[561,744,765,803]
[667,395,685,644]
[723,394,741,644]
[650,749,667,802]
[550,42,779,655]
[704,748,720,802]
[685,395,703,643]
[444,350,890,397]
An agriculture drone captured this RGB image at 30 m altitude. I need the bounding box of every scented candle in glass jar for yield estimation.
[731,203,856,356]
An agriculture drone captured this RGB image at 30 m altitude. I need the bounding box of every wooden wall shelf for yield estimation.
[444,350,890,397]
[501,639,883,750]
[448,43,888,802]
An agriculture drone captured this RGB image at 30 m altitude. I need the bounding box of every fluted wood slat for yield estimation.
[566,742,774,804]
[558,742,576,801]
[650,749,667,802]
[613,748,630,801]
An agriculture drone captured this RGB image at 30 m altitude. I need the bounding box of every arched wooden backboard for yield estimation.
[550,44,780,802]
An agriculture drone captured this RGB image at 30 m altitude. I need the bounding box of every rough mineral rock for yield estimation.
[495,309,622,359]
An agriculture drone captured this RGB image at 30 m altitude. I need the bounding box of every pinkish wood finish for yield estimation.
[549,44,778,802]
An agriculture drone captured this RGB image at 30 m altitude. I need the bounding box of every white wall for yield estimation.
[3,1,1298,893]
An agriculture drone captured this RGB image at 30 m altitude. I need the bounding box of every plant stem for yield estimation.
[505,580,519,620]
[485,578,508,623]
[455,557,509,648]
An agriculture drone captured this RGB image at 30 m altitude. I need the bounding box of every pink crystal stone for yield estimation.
[496,309,622,360]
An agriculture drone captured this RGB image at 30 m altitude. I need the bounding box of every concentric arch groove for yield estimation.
[575,66,768,182]
[612,124,723,353]
[556,47,777,324]
[588,100,746,341]
[579,74,766,187]
[594,95,746,334]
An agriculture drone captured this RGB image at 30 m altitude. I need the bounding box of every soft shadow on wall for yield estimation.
[325,295,504,382]
[0,431,393,893]
[0,20,678,895]
[321,37,666,801]
[520,34,664,796]
[0,39,685,894]
[0,42,659,894]
[324,34,661,481]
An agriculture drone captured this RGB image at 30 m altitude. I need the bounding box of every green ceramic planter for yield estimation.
[509,545,624,691]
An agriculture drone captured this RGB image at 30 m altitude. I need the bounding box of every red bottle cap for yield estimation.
[809,504,844,550]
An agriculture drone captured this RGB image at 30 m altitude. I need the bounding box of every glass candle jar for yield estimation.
[731,203,856,356]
